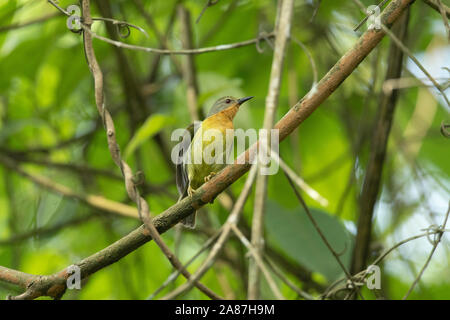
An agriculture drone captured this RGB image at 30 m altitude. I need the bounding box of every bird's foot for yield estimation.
[204,172,217,182]
[188,185,196,198]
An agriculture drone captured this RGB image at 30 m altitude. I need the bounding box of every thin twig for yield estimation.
[196,0,220,24]
[324,225,450,299]
[283,171,364,300]
[132,0,183,74]
[270,151,328,206]
[380,23,450,107]
[309,0,322,23]
[249,0,294,300]
[403,202,450,299]
[422,0,450,19]
[382,77,450,94]
[147,229,222,299]
[230,224,284,300]
[161,164,258,300]
[263,254,315,300]
[434,0,450,40]
[290,36,319,88]
[372,230,449,266]
[48,0,274,56]
[352,0,450,107]
[199,0,239,45]
[353,0,390,32]
[83,24,275,55]
[91,17,149,38]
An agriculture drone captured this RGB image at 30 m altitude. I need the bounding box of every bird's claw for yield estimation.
[188,185,196,198]
[204,172,217,182]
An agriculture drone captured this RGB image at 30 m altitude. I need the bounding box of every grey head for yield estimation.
[207,96,254,118]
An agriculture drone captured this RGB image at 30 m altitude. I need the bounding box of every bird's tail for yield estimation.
[181,211,196,228]
[178,188,196,228]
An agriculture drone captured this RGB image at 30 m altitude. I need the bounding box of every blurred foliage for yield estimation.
[0,0,449,300]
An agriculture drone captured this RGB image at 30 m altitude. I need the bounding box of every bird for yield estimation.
[176,96,253,228]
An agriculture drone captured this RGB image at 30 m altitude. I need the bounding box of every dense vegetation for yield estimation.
[0,0,449,300]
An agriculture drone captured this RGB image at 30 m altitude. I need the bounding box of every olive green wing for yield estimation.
[176,123,200,228]
[175,123,196,200]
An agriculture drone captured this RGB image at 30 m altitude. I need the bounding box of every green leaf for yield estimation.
[124,114,174,159]
[265,201,354,282]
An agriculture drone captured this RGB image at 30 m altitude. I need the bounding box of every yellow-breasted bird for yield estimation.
[176,96,253,228]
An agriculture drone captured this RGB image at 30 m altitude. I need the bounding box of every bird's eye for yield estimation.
[225,99,231,104]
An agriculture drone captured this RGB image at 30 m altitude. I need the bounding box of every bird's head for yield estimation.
[207,96,253,118]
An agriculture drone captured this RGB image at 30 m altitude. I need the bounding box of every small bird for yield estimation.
[176,96,253,228]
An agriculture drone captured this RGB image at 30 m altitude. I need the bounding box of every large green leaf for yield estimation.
[265,201,353,281]
[124,114,174,159]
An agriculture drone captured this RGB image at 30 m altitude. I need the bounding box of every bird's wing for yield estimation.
[175,123,197,200]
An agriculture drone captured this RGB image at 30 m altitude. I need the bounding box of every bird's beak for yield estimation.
[237,96,254,105]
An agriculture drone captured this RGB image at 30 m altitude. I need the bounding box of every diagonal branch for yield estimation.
[231,224,284,300]
[48,0,276,56]
[283,170,364,299]
[161,164,258,300]
[403,202,450,299]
